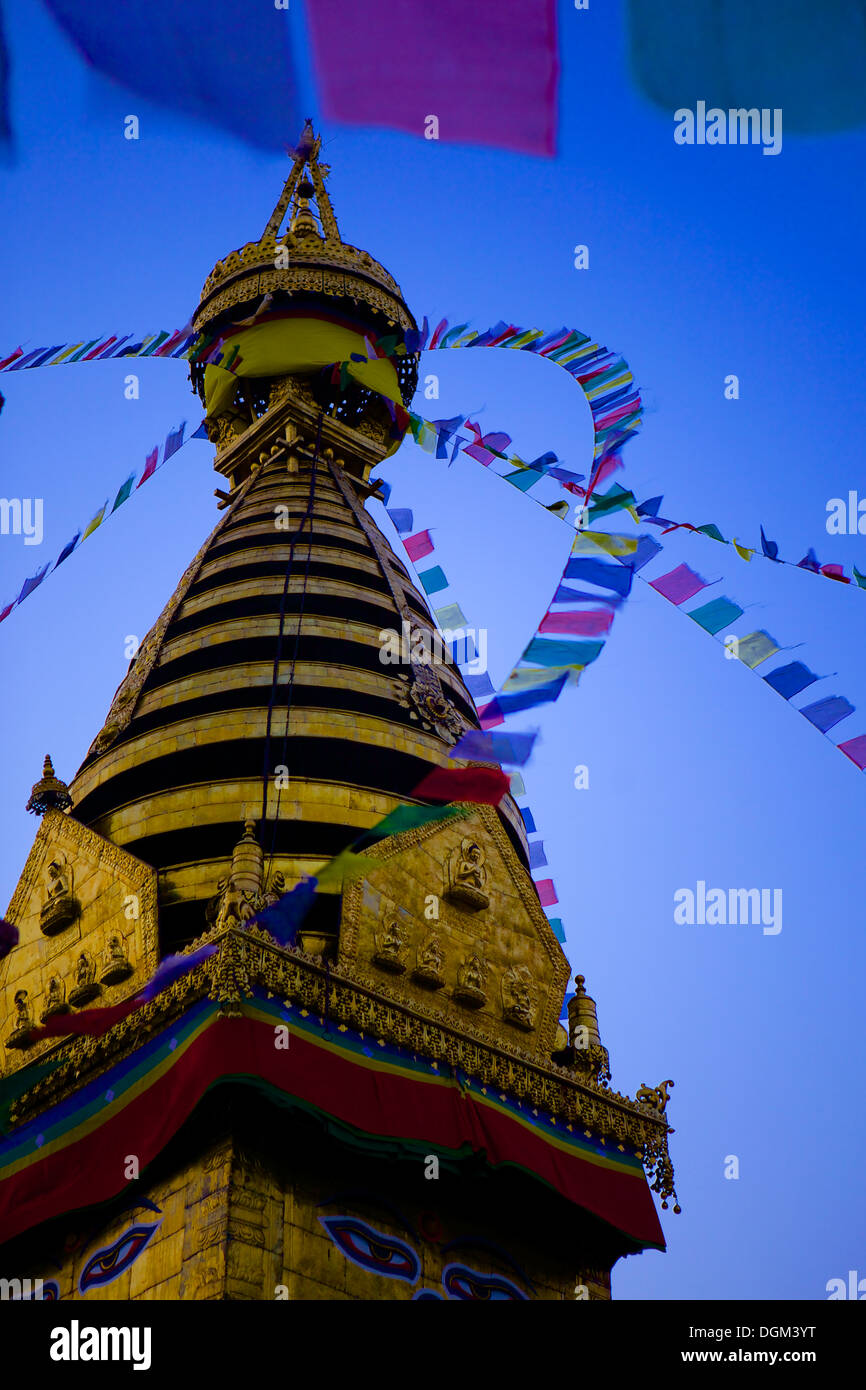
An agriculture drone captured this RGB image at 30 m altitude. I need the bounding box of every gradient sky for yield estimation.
[2,1,865,1300]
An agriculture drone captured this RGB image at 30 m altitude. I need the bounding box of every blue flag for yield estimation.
[563,557,633,595]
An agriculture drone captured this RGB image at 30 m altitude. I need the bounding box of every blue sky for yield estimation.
[2,1,865,1299]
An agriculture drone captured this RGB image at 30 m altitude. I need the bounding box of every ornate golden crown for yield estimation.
[193,122,416,339]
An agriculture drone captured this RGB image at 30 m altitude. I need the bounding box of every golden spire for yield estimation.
[567,974,602,1049]
[264,119,340,243]
[25,753,72,816]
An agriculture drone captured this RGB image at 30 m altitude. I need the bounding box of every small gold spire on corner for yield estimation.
[26,753,73,816]
[567,973,602,1049]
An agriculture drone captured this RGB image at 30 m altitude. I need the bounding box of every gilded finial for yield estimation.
[567,973,601,1048]
[25,754,72,816]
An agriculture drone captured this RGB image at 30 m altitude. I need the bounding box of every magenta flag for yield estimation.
[535,878,558,908]
[838,735,866,770]
[307,0,558,156]
[404,530,435,562]
[539,609,614,637]
[137,446,159,489]
[649,564,714,605]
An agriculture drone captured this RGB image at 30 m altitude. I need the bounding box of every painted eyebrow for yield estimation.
[119,1197,163,1219]
[316,1192,417,1239]
[440,1238,535,1291]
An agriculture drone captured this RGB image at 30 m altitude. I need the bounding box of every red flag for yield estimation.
[429,319,448,351]
[82,337,117,360]
[27,997,140,1042]
[0,347,23,371]
[137,446,159,488]
[412,765,510,806]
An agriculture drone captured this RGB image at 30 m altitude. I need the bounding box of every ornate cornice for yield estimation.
[9,925,679,1210]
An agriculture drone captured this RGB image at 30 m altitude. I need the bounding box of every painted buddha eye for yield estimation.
[442,1263,527,1301]
[78,1223,159,1292]
[319,1215,420,1283]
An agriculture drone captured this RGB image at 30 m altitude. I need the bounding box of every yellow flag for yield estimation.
[503,665,579,693]
[571,530,637,557]
[81,503,108,541]
[316,849,379,893]
[732,538,754,562]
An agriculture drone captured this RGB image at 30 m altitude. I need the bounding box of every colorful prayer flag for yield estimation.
[137,446,159,488]
[412,765,511,806]
[463,671,495,700]
[736,631,780,668]
[547,917,566,943]
[760,525,781,562]
[352,804,466,852]
[43,0,303,150]
[81,502,107,541]
[111,473,136,512]
[763,661,820,699]
[509,771,526,798]
[18,566,49,603]
[163,422,185,460]
[629,536,664,572]
[563,558,633,595]
[528,841,548,869]
[799,695,855,733]
[387,508,413,534]
[253,878,318,944]
[523,637,604,668]
[416,566,448,596]
[538,610,613,637]
[316,850,379,893]
[306,1,559,157]
[480,672,568,722]
[435,602,469,629]
[838,735,866,770]
[450,729,537,767]
[686,596,744,635]
[53,532,81,570]
[649,564,714,605]
[535,879,558,908]
[404,530,435,562]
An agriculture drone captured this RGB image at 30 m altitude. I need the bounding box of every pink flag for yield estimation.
[649,564,713,605]
[83,337,117,360]
[307,0,558,156]
[0,600,15,625]
[137,446,159,488]
[478,702,506,730]
[821,564,850,583]
[535,878,558,907]
[539,609,614,637]
[428,319,448,351]
[404,530,435,562]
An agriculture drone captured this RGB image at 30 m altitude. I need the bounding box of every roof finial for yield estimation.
[26,753,73,815]
[264,122,340,243]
